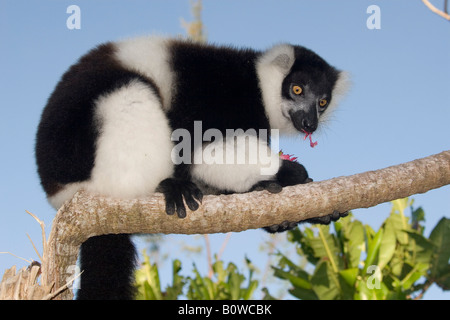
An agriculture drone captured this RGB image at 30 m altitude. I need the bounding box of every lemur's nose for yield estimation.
[289,109,318,133]
[301,118,317,133]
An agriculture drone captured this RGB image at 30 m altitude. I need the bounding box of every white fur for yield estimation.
[49,79,174,208]
[114,36,174,110]
[256,44,298,135]
[191,135,280,193]
[319,71,351,124]
[86,79,174,198]
[48,182,86,209]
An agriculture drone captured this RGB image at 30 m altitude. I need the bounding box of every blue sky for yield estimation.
[0,0,449,299]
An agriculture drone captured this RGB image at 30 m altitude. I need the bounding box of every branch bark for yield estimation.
[42,150,450,299]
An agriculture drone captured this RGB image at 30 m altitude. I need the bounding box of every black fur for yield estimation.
[282,46,339,102]
[168,41,269,134]
[77,234,137,300]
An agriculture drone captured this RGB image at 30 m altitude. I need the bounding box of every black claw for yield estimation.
[265,225,278,233]
[189,183,203,203]
[263,220,299,233]
[288,221,298,229]
[182,190,196,211]
[185,196,200,211]
[165,200,176,216]
[251,180,282,194]
[266,182,283,193]
[304,210,348,225]
[177,206,187,219]
[194,190,203,204]
[340,211,349,218]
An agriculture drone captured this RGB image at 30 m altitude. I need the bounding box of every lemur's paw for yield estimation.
[156,178,203,218]
[276,160,311,187]
[250,180,283,194]
[305,210,349,225]
[263,220,299,233]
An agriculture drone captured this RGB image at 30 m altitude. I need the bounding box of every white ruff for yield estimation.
[319,71,351,125]
[256,44,297,135]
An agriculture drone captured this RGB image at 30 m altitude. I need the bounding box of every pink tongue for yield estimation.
[303,132,318,148]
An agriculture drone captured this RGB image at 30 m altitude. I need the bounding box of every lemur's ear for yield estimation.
[259,44,295,74]
[272,53,292,71]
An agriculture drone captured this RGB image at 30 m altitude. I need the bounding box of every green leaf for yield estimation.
[165,259,186,300]
[289,227,320,265]
[429,218,450,280]
[228,271,243,300]
[190,264,214,299]
[339,268,359,287]
[336,214,365,269]
[311,260,341,300]
[411,206,425,231]
[261,287,277,300]
[140,259,162,300]
[363,227,383,274]
[356,277,391,300]
[390,198,411,244]
[134,253,187,300]
[405,231,435,264]
[391,198,411,217]
[214,260,226,283]
[399,263,428,290]
[277,254,305,275]
[378,215,397,270]
[347,220,365,269]
[313,225,340,272]
[242,280,258,300]
[289,286,319,300]
[434,266,450,290]
[272,267,312,290]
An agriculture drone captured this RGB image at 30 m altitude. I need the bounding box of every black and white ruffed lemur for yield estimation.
[35,36,349,299]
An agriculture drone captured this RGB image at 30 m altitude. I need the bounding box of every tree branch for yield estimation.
[41,150,450,299]
[422,0,450,20]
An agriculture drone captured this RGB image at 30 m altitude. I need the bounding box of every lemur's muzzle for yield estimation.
[289,109,318,133]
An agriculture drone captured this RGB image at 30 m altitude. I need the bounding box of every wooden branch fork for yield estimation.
[40,150,450,299]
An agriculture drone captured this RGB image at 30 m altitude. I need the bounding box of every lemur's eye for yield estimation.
[319,99,328,107]
[292,85,303,95]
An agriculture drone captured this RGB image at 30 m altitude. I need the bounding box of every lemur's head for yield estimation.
[257,44,349,136]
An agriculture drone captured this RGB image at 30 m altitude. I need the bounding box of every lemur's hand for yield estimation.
[276,159,312,187]
[157,178,203,218]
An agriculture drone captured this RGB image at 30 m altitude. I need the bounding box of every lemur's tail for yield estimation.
[76,234,137,300]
